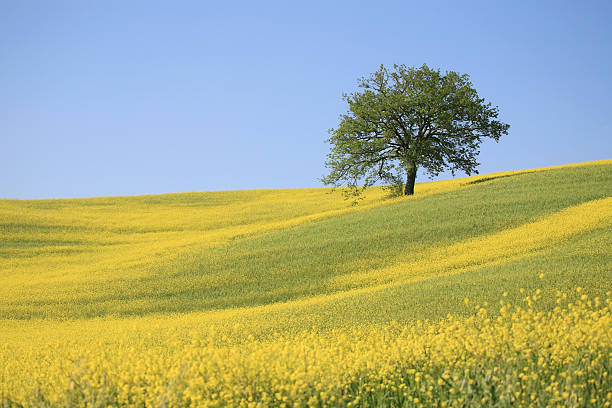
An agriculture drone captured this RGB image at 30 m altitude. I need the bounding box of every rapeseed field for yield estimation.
[1,160,611,407]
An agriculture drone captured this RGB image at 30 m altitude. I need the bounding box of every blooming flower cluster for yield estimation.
[1,290,610,407]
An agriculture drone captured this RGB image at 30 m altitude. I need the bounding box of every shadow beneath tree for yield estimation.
[464,171,536,185]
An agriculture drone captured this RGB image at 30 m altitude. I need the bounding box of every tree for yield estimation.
[322,64,510,197]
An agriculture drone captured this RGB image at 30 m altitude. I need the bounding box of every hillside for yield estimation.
[1,160,611,407]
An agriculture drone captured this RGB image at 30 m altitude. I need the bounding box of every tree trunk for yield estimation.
[404,164,417,195]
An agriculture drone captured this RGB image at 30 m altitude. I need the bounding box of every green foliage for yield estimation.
[322,63,510,196]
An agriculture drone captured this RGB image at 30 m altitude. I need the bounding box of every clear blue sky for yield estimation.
[1,0,611,199]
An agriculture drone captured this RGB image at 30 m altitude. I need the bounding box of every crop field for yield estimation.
[1,160,611,407]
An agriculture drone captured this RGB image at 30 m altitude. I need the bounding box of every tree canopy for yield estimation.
[322,64,510,197]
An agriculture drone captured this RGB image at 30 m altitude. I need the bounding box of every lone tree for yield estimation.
[322,64,509,197]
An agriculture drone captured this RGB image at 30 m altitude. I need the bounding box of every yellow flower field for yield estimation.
[1,290,610,407]
[1,160,611,407]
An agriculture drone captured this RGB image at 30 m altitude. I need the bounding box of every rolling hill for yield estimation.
[1,160,611,407]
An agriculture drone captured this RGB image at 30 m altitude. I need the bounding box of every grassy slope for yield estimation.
[1,161,610,323]
[0,159,608,347]
[1,160,611,408]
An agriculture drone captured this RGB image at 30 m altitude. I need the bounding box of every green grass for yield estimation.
[1,163,610,321]
[1,161,611,408]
